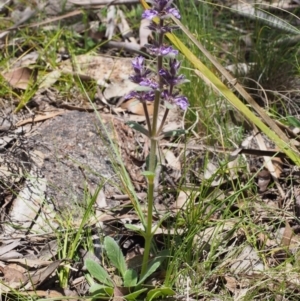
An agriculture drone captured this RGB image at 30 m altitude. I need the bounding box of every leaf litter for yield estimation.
[0,0,300,299]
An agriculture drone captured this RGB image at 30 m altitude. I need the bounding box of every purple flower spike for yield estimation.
[142,9,158,20]
[126,1,189,111]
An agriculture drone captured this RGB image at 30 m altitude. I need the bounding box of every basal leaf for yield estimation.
[89,283,114,296]
[125,288,148,300]
[85,258,114,287]
[123,269,138,287]
[104,236,127,278]
[137,250,169,285]
[146,287,175,301]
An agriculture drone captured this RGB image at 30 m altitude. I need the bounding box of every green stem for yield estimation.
[142,102,152,134]
[140,21,165,279]
[140,143,155,278]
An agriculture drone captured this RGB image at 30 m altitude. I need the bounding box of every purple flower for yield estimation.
[140,78,159,90]
[125,90,155,102]
[165,7,180,19]
[132,56,144,71]
[169,58,181,75]
[159,68,186,86]
[146,44,178,57]
[130,56,151,83]
[142,9,158,20]
[174,95,188,110]
[161,90,189,110]
[151,0,174,11]
[142,1,180,20]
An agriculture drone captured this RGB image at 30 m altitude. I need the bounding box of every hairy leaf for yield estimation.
[146,287,175,301]
[85,258,114,287]
[137,250,169,285]
[125,288,148,300]
[104,236,127,278]
[123,269,138,287]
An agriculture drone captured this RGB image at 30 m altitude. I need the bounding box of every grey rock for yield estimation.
[31,110,116,214]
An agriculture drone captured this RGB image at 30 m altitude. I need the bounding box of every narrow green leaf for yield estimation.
[85,258,114,287]
[125,288,148,300]
[159,129,187,138]
[135,86,153,92]
[104,236,127,278]
[126,121,149,137]
[123,269,138,287]
[286,116,300,128]
[124,223,143,233]
[137,250,169,285]
[146,287,175,301]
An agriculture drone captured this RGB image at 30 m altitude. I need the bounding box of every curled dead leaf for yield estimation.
[2,67,37,90]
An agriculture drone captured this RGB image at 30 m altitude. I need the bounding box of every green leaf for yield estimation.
[286,116,300,128]
[146,287,175,301]
[135,85,153,92]
[85,258,114,287]
[125,288,148,300]
[124,224,143,233]
[123,269,138,287]
[137,250,169,285]
[104,236,127,278]
[126,121,149,137]
[159,129,187,138]
[89,283,114,296]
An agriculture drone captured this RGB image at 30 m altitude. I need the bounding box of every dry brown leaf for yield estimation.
[281,221,293,248]
[163,149,181,171]
[2,67,36,90]
[114,286,129,301]
[172,190,198,211]
[257,169,271,193]
[0,265,26,284]
[271,156,283,178]
[7,258,53,268]
[20,290,64,298]
[121,99,154,115]
[230,244,265,274]
[172,191,188,210]
[105,6,116,40]
[39,70,62,90]
[0,240,21,256]
[24,260,63,289]
[139,18,152,46]
[224,275,238,293]
[16,110,66,127]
